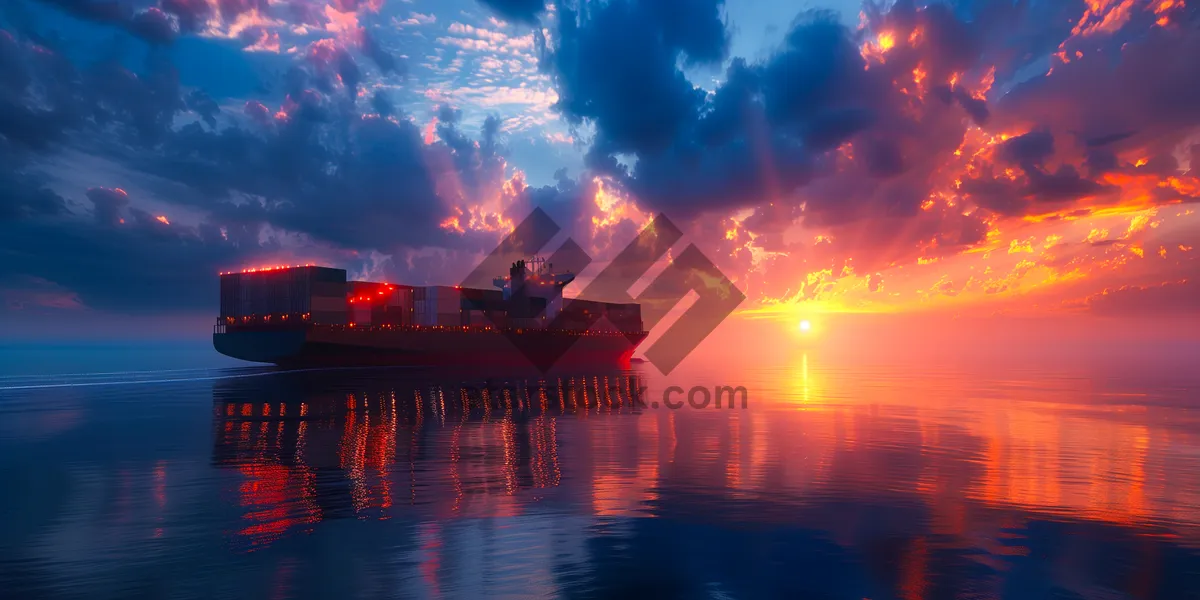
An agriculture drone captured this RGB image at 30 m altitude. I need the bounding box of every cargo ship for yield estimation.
[213,258,647,369]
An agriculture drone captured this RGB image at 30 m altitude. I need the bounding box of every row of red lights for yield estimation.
[348,285,400,304]
[349,286,470,304]
[222,314,311,324]
[335,324,640,336]
[219,264,316,276]
[222,319,643,336]
[219,263,474,295]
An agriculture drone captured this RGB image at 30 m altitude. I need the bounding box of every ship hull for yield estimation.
[214,326,646,368]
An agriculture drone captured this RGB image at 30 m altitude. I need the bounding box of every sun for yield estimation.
[798,320,811,332]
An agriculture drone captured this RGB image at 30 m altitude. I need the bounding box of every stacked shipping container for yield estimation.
[219,266,347,325]
[461,288,506,328]
[347,282,414,326]
[414,286,463,327]
[218,266,643,333]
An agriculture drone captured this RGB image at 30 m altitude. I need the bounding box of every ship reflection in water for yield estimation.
[3,353,1200,598]
[211,369,648,550]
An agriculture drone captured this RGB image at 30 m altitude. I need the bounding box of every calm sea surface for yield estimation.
[1,343,1199,599]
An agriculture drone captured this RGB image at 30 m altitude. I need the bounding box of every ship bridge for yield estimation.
[493,257,575,301]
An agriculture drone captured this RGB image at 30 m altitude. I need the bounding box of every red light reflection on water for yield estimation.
[210,358,1200,571]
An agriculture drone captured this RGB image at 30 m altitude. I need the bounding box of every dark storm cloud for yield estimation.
[1000,130,1055,168]
[127,7,176,44]
[989,11,1200,175]
[1,179,254,314]
[87,50,189,144]
[0,28,86,151]
[979,129,1120,205]
[476,0,547,24]
[29,0,403,78]
[0,166,69,221]
[185,89,219,128]
[29,0,284,44]
[960,164,1118,216]
[137,106,471,254]
[538,0,1014,229]
[1084,147,1119,175]
[1086,131,1137,148]
[1025,165,1114,203]
[33,0,179,44]
[757,16,873,134]
[260,114,451,250]
[224,102,520,253]
[360,29,403,76]
[369,90,394,117]
[542,0,728,157]
[159,0,212,34]
[0,34,75,223]
[959,173,1021,216]
[948,85,989,125]
[0,207,245,313]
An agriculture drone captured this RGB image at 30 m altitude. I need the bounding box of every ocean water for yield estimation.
[1,344,1199,599]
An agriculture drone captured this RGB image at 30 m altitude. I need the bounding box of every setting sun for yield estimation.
[799,320,812,332]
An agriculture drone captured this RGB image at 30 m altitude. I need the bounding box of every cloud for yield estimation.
[867,272,883,293]
[360,29,403,74]
[160,0,213,34]
[0,210,243,313]
[1000,130,1055,168]
[0,18,566,313]
[5,0,1200,324]
[369,90,394,116]
[33,0,180,44]
[541,0,728,156]
[532,0,1200,288]
[85,186,130,225]
[438,23,535,55]
[1078,279,1200,316]
[396,12,436,27]
[0,276,85,311]
[475,0,546,25]
[28,0,413,81]
[0,168,69,221]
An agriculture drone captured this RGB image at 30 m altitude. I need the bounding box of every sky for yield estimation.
[0,0,1197,344]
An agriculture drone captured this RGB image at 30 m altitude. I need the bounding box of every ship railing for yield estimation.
[213,314,647,337]
[311,323,648,336]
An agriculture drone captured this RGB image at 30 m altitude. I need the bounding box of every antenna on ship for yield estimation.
[526,255,547,275]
